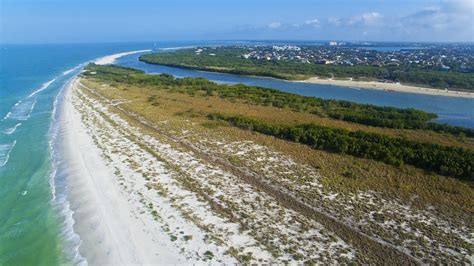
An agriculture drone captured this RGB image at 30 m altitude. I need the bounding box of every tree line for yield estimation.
[208,113,474,180]
[83,64,474,137]
[139,48,474,91]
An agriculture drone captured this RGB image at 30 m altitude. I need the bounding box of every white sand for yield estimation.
[300,77,474,98]
[94,50,151,65]
[60,78,182,264]
[61,77,357,263]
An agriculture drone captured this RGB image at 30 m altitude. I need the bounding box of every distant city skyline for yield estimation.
[1,0,473,44]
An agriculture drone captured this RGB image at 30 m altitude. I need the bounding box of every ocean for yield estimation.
[0,43,165,265]
[0,42,473,265]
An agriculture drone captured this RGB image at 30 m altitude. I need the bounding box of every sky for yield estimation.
[1,0,473,43]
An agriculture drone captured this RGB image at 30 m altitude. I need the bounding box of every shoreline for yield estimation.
[60,77,246,264]
[60,78,182,264]
[56,62,473,263]
[59,77,355,264]
[94,49,152,65]
[139,61,474,99]
[299,77,474,99]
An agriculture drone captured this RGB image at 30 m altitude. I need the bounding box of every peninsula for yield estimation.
[139,45,474,98]
[62,58,473,264]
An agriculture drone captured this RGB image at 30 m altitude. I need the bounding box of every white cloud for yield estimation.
[327,17,341,26]
[361,12,382,25]
[304,19,320,28]
[239,2,472,42]
[402,3,471,32]
[441,0,474,13]
[388,2,474,41]
[348,12,382,26]
[267,22,282,29]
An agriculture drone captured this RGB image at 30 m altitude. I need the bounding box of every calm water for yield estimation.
[0,42,473,265]
[117,53,474,128]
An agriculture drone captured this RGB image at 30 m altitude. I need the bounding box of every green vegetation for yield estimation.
[208,113,474,180]
[80,54,474,264]
[83,64,474,180]
[139,47,474,91]
[82,64,474,137]
[203,251,214,260]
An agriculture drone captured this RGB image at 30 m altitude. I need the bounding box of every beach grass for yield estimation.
[76,73,474,263]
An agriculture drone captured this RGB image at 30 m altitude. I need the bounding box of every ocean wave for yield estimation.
[4,99,36,121]
[3,123,22,135]
[0,140,16,168]
[62,64,84,76]
[28,78,57,98]
[48,76,87,264]
[2,111,12,120]
[2,63,83,123]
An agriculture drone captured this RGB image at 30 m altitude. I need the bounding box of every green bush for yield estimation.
[140,47,474,91]
[82,64,474,137]
[208,113,474,180]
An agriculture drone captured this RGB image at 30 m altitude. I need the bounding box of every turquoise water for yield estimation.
[0,42,473,265]
[0,41,239,265]
[0,43,166,265]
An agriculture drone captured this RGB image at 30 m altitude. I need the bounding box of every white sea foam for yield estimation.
[62,68,75,76]
[5,99,36,121]
[3,123,22,135]
[2,112,12,120]
[0,140,16,168]
[48,76,87,264]
[2,64,82,124]
[63,64,83,76]
[28,78,57,98]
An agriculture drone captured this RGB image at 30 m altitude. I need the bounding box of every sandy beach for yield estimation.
[60,78,184,264]
[59,76,358,264]
[300,77,474,98]
[60,78,270,264]
[56,63,473,263]
[94,50,152,65]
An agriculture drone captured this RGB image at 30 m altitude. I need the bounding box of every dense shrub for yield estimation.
[140,48,474,91]
[83,64,474,137]
[208,113,474,180]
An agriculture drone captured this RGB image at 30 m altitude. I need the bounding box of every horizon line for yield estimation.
[1,39,474,46]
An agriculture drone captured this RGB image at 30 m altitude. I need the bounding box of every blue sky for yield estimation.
[1,0,473,43]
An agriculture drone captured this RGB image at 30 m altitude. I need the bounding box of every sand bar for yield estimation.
[94,50,151,65]
[300,77,474,98]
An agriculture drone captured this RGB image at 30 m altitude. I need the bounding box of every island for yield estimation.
[62,60,473,264]
[139,45,474,97]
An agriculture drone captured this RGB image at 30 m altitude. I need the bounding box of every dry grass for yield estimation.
[82,78,473,217]
[83,79,474,150]
[79,77,474,263]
